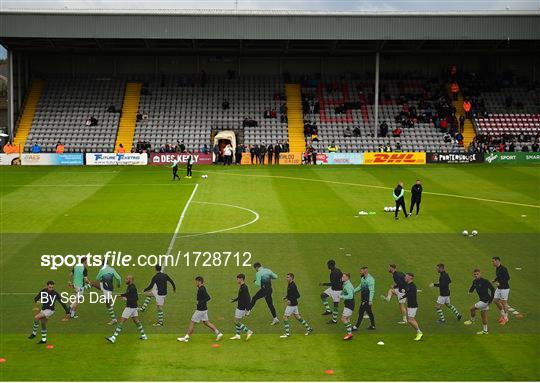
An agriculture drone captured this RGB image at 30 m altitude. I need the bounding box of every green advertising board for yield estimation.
[484,152,540,164]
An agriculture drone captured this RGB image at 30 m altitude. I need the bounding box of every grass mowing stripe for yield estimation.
[192,169,540,209]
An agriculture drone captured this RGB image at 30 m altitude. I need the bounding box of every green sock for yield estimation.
[241,323,251,333]
[345,322,352,335]
[41,329,47,341]
[81,283,92,293]
[157,308,164,324]
[107,306,116,320]
[322,300,331,313]
[235,323,241,335]
[141,297,152,311]
[31,321,38,335]
[137,322,146,337]
[332,308,338,322]
[284,320,290,335]
[298,317,312,330]
[437,308,445,321]
[112,323,123,338]
[446,303,461,318]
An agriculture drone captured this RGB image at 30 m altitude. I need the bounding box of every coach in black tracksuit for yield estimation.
[409,179,423,216]
[393,181,408,220]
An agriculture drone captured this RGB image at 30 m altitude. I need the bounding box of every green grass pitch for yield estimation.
[0,164,539,381]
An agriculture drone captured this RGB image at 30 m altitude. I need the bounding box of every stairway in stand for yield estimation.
[114,82,142,153]
[13,79,44,151]
[284,84,306,153]
[449,88,476,149]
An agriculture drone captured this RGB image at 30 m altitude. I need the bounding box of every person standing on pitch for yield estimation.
[280,273,313,338]
[340,273,356,340]
[381,264,408,324]
[249,262,279,325]
[393,181,408,220]
[171,158,180,181]
[409,179,423,216]
[353,266,376,331]
[429,263,462,323]
[177,276,223,342]
[106,275,147,343]
[319,259,343,324]
[230,274,253,340]
[491,257,511,325]
[404,273,423,341]
[186,151,193,179]
[464,269,495,335]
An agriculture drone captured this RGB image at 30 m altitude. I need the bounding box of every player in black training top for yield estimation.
[382,264,408,324]
[404,273,423,341]
[140,265,177,327]
[430,264,462,323]
[106,275,147,343]
[319,259,343,324]
[230,274,253,340]
[186,151,193,178]
[177,276,223,342]
[409,179,423,216]
[491,256,511,325]
[464,269,496,335]
[280,273,313,338]
[29,280,70,344]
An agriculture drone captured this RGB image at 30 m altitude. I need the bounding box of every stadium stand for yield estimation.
[301,78,465,153]
[132,75,288,152]
[25,78,125,153]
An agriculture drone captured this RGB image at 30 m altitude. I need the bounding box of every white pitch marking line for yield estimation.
[164,183,199,267]
[192,170,540,209]
[178,201,260,238]
[1,184,196,187]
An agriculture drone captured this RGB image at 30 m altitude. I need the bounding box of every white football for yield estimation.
[462,230,469,236]
[471,230,478,236]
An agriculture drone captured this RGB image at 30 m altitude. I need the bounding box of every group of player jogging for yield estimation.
[28,255,511,344]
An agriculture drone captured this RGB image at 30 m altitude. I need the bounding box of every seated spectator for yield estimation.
[136,111,143,122]
[392,127,402,137]
[55,142,65,154]
[384,143,392,152]
[443,132,452,143]
[142,112,149,120]
[455,132,464,145]
[263,108,271,119]
[353,126,361,137]
[379,121,388,137]
[344,127,352,137]
[222,99,230,110]
[279,103,288,115]
[116,143,126,153]
[498,143,505,152]
[85,116,98,127]
[327,141,339,152]
[509,142,516,152]
[395,142,402,152]
[440,118,448,132]
[270,109,277,119]
[31,143,41,153]
[201,144,209,154]
[522,145,529,152]
[378,144,384,152]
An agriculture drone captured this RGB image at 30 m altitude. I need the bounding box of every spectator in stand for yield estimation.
[463,100,472,119]
[136,111,143,122]
[353,126,361,137]
[395,142,402,152]
[31,143,41,153]
[443,132,452,143]
[55,142,65,154]
[201,144,209,154]
[116,143,126,154]
[2,141,17,154]
[450,82,460,101]
[459,115,465,133]
[455,132,464,146]
[270,109,277,119]
[379,121,389,137]
[327,141,339,153]
[223,143,233,165]
[532,141,539,152]
[498,143,505,153]
[267,143,274,164]
[522,144,529,152]
[249,145,257,165]
[509,142,516,152]
[142,112,149,120]
[107,105,118,113]
[378,144,384,152]
[344,127,353,137]
[263,108,271,119]
[222,99,230,110]
[385,143,392,152]
[392,126,402,138]
[440,118,448,132]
